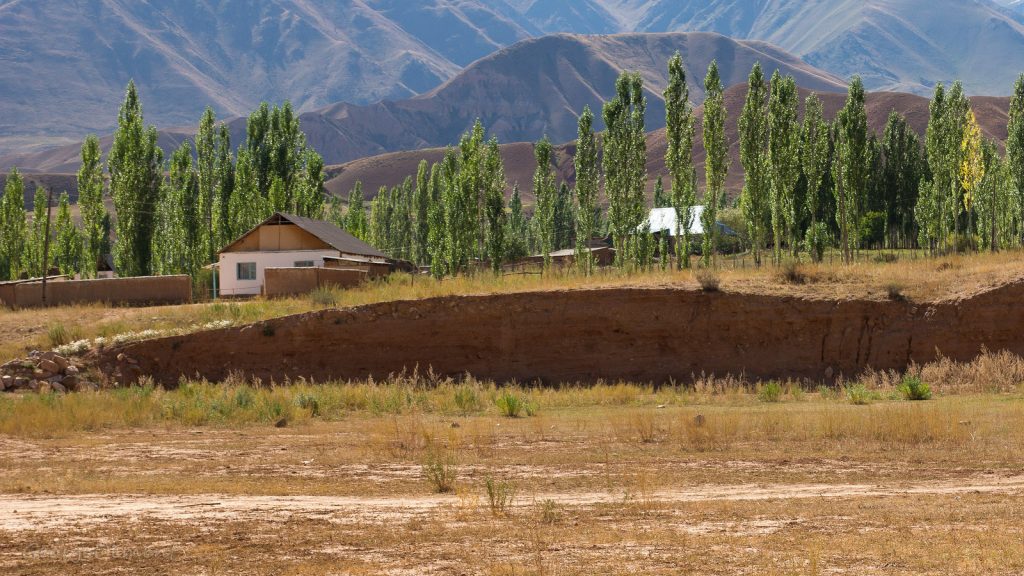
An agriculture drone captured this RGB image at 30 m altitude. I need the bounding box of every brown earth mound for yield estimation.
[94,280,1024,387]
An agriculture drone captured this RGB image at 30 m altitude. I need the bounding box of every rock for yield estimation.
[62,375,80,391]
[40,351,56,361]
[694,414,706,427]
[50,382,67,394]
[52,355,70,371]
[126,357,139,365]
[65,365,80,376]
[0,375,10,390]
[46,375,65,384]
[37,359,60,375]
[274,418,288,428]
[36,382,49,393]
[117,353,126,362]
[13,377,29,389]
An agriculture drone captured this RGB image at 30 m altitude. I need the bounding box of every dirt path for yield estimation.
[4,473,1021,531]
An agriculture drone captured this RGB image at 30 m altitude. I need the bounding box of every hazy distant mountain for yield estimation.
[567,0,1024,96]
[0,0,531,154]
[1,32,845,173]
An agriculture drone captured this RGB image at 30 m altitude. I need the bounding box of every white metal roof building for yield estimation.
[640,206,706,236]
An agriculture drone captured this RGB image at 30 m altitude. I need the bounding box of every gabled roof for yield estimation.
[220,212,388,259]
[642,206,706,236]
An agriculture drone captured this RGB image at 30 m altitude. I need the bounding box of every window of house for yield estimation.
[237,262,257,281]
[293,260,315,268]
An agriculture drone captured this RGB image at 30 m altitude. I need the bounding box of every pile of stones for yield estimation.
[0,351,98,393]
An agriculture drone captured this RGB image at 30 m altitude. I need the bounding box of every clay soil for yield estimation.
[1,396,1023,575]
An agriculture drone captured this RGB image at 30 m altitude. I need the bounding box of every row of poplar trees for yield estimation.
[0,81,326,282]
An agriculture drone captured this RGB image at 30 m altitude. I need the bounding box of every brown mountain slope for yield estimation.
[326,86,1011,204]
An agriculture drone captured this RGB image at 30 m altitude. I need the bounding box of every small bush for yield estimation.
[757,381,783,403]
[538,499,560,524]
[778,261,806,285]
[47,322,83,348]
[884,282,906,301]
[495,390,532,418]
[484,477,517,516]
[309,288,338,308]
[845,383,879,405]
[694,269,720,292]
[899,375,932,401]
[453,385,482,415]
[422,448,458,493]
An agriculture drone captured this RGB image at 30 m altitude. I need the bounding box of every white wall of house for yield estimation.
[218,250,337,296]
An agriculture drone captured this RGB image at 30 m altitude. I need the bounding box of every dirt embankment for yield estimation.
[94,281,1024,386]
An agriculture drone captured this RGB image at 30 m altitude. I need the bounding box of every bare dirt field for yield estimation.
[1,390,1023,575]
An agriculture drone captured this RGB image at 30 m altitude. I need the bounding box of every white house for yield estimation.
[640,206,706,235]
[217,212,388,297]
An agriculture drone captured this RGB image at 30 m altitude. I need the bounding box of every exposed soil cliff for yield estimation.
[91,279,1024,386]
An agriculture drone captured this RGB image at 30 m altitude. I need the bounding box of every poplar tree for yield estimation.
[701,61,728,267]
[768,71,800,261]
[801,93,830,261]
[603,72,647,268]
[738,63,770,266]
[944,82,970,247]
[23,187,47,278]
[108,81,163,277]
[483,139,507,273]
[295,149,325,218]
[574,106,599,274]
[77,135,106,278]
[1006,74,1024,246]
[533,136,557,271]
[960,109,984,244]
[506,183,529,261]
[554,181,574,250]
[196,107,217,263]
[665,52,697,269]
[413,159,431,265]
[345,181,367,240]
[921,84,949,253]
[228,148,268,236]
[880,111,923,247]
[427,161,448,277]
[975,139,1006,251]
[215,123,235,248]
[834,76,869,263]
[53,192,81,275]
[0,169,26,281]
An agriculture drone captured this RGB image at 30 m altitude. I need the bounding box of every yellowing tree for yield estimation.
[960,109,985,245]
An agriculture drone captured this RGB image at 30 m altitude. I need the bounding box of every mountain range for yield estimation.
[3,0,1024,158]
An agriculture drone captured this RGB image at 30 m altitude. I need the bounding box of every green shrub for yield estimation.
[47,322,83,348]
[484,477,516,516]
[757,381,783,403]
[538,499,560,524]
[422,448,458,493]
[453,384,482,415]
[845,383,879,405]
[309,288,338,308]
[496,390,531,418]
[898,375,932,401]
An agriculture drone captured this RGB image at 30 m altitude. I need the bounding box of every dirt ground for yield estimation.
[1,401,1022,575]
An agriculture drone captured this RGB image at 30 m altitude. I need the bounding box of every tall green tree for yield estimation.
[533,136,557,271]
[483,139,507,273]
[413,160,431,265]
[701,60,729,267]
[228,148,269,236]
[22,187,47,278]
[196,107,217,264]
[53,192,81,276]
[960,109,985,244]
[738,63,770,266]
[574,106,599,274]
[0,169,26,281]
[665,52,697,269]
[880,111,923,247]
[974,139,1006,251]
[603,71,647,268]
[833,76,869,263]
[214,123,235,248]
[554,181,574,250]
[506,183,529,261]
[1006,74,1024,246]
[77,135,106,278]
[108,81,163,277]
[801,93,830,261]
[295,149,325,218]
[427,161,448,277]
[944,82,971,246]
[345,181,368,240]
[768,72,801,261]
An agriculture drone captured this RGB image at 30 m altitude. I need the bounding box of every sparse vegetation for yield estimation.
[484,477,516,516]
[422,447,458,493]
[845,383,880,405]
[899,375,933,400]
[694,269,720,291]
[757,381,783,402]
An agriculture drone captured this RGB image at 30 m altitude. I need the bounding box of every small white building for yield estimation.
[641,206,706,236]
[217,212,388,297]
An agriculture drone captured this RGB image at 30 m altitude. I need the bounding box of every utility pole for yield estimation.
[40,188,53,306]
